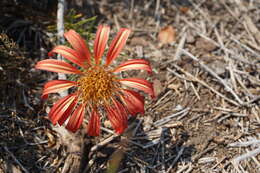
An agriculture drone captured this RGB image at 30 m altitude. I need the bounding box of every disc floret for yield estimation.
[78,66,118,105]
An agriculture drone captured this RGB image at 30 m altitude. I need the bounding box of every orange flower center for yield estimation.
[77,66,118,105]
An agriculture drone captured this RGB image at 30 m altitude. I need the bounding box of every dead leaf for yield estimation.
[244,15,260,44]
[153,79,163,97]
[158,26,176,46]
[130,37,148,46]
[46,129,56,148]
[179,7,190,13]
[195,38,217,52]
[167,83,181,95]
[172,0,192,13]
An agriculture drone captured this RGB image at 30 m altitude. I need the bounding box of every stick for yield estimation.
[228,140,260,148]
[129,0,135,19]
[196,32,252,64]
[168,65,240,106]
[232,147,260,166]
[3,146,29,173]
[153,107,190,126]
[180,48,245,105]
[154,0,160,30]
[90,134,119,152]
[174,32,186,61]
[57,0,68,97]
[166,147,184,173]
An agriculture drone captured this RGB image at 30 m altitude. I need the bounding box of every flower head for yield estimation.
[36,25,154,136]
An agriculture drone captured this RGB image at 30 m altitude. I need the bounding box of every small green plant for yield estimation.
[47,9,96,41]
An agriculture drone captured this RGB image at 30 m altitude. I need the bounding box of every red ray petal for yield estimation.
[113,59,152,73]
[94,25,110,64]
[106,28,131,65]
[42,80,77,99]
[64,29,92,64]
[119,78,155,98]
[121,89,145,115]
[113,100,128,127]
[106,105,127,134]
[35,59,82,74]
[48,94,77,125]
[58,99,77,126]
[66,103,85,133]
[87,110,100,136]
[49,45,87,68]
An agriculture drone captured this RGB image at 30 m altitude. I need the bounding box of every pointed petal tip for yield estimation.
[106,105,128,134]
[64,29,92,65]
[121,89,145,116]
[35,59,82,74]
[42,80,77,99]
[106,28,131,65]
[87,110,100,136]
[65,103,85,133]
[119,78,154,97]
[113,59,152,73]
[94,25,110,64]
[48,94,77,125]
[65,29,76,34]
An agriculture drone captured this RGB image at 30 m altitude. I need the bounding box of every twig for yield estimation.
[190,82,201,100]
[232,147,260,169]
[180,48,245,106]
[150,151,180,169]
[228,140,260,147]
[167,68,188,81]
[143,137,168,149]
[153,90,172,108]
[211,156,227,169]
[113,14,121,31]
[231,36,260,58]
[192,145,217,161]
[176,164,190,173]
[174,32,186,61]
[129,0,135,19]
[153,107,190,127]
[160,127,166,172]
[196,31,253,64]
[220,0,241,23]
[132,119,142,136]
[3,146,29,173]
[217,114,231,123]
[166,147,184,173]
[189,0,210,23]
[244,15,260,45]
[198,157,216,164]
[183,163,193,173]
[245,148,260,167]
[100,126,114,134]
[154,0,160,31]
[228,60,238,93]
[246,96,260,104]
[90,134,119,152]
[168,65,240,106]
[57,0,67,97]
[22,89,34,111]
[235,73,254,98]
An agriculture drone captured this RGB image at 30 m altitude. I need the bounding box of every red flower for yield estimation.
[35,25,154,136]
